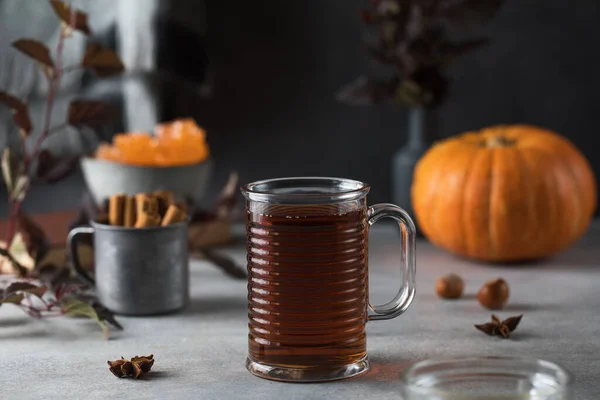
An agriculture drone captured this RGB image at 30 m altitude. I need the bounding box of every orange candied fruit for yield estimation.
[94,118,210,167]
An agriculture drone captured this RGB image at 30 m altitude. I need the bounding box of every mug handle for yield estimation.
[367,203,416,321]
[67,226,96,286]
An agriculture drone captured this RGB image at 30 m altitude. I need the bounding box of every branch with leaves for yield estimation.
[0,0,124,276]
[338,0,503,108]
[0,1,124,338]
[0,279,122,339]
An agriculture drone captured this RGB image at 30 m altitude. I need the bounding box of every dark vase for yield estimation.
[391,107,437,229]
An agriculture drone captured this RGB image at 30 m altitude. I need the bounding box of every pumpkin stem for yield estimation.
[486,135,516,147]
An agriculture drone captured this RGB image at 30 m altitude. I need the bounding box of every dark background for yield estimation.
[1,0,599,217]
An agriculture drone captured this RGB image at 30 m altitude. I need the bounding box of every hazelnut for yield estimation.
[435,273,464,299]
[477,278,510,309]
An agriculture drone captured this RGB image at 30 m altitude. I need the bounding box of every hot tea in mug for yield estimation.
[241,177,416,382]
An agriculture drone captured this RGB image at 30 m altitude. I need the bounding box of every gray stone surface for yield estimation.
[1,223,599,399]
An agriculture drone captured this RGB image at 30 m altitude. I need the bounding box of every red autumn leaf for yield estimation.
[12,39,55,79]
[82,43,125,77]
[49,0,91,35]
[68,100,117,127]
[5,282,47,298]
[0,91,33,139]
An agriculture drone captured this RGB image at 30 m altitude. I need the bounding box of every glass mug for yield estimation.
[241,177,416,382]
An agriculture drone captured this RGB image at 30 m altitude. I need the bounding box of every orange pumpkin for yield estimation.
[411,125,597,262]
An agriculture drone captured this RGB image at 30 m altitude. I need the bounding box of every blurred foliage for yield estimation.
[338,0,503,109]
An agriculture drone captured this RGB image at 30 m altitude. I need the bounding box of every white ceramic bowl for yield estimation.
[80,157,213,207]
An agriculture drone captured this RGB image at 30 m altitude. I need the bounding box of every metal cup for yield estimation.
[67,220,189,315]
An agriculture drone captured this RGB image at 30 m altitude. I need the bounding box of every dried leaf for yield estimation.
[2,148,15,194]
[5,282,47,298]
[12,39,55,79]
[0,91,33,139]
[0,246,29,276]
[61,297,109,339]
[49,0,91,35]
[17,211,50,263]
[13,109,33,140]
[0,91,23,109]
[1,292,24,305]
[68,100,117,127]
[36,150,79,184]
[82,43,124,77]
[11,175,29,202]
[502,314,523,332]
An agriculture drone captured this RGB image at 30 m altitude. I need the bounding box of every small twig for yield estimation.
[37,296,53,311]
[27,29,67,164]
[4,10,74,260]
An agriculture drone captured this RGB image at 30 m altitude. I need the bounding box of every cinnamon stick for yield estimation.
[154,190,174,217]
[134,196,161,228]
[108,194,126,226]
[135,193,151,216]
[123,196,137,227]
[161,204,187,226]
[134,212,161,228]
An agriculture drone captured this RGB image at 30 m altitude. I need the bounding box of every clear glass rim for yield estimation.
[240,177,370,204]
[400,355,572,398]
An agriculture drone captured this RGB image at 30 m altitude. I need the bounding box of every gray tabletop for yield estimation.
[1,223,599,399]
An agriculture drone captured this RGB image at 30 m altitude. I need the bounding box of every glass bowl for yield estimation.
[399,356,572,400]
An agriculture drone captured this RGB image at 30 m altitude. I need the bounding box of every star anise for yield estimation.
[131,354,155,379]
[108,354,154,379]
[107,358,133,378]
[475,314,523,338]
